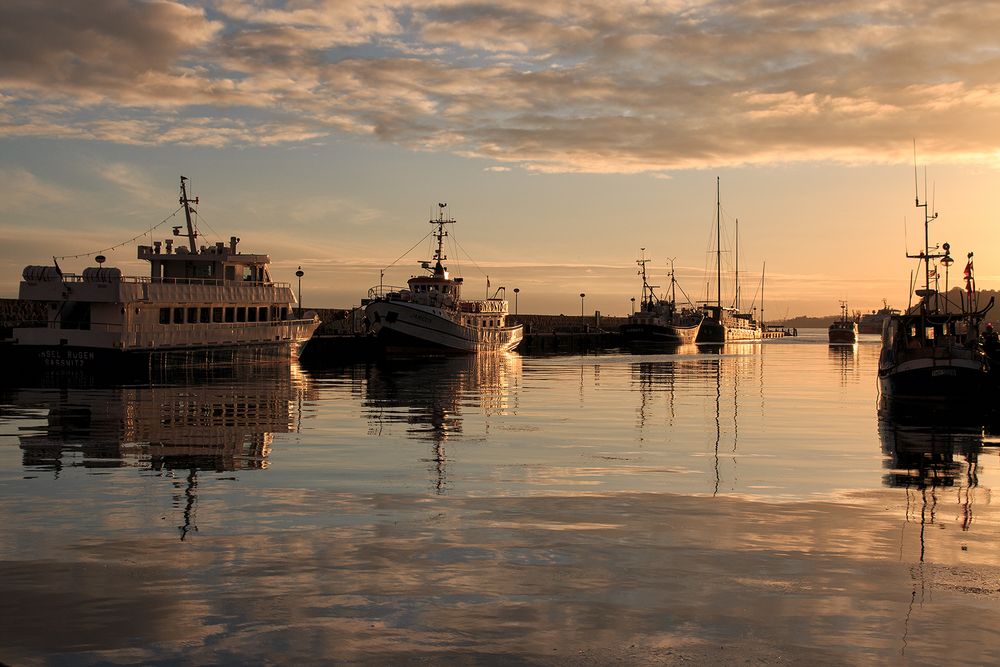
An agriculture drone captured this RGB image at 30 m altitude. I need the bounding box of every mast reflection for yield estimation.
[363,353,521,493]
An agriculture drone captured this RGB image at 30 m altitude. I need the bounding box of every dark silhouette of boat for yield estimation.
[620,253,702,348]
[877,183,993,402]
[828,301,858,345]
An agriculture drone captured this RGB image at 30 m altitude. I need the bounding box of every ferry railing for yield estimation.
[23,317,318,334]
[367,285,409,300]
[49,274,290,288]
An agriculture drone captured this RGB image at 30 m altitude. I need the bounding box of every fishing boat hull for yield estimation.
[620,322,700,347]
[366,301,522,354]
[878,356,990,402]
[828,324,858,345]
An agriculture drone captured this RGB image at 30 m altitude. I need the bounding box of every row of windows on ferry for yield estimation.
[159,305,290,325]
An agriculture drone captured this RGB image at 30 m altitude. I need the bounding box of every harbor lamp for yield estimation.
[295,266,304,317]
[513,288,519,315]
[580,293,586,317]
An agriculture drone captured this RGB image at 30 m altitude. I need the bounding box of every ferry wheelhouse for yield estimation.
[11,176,319,373]
[364,204,523,354]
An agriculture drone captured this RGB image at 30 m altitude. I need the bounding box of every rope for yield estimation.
[383,230,433,271]
[54,205,185,261]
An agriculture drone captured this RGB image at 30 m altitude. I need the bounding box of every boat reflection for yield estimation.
[15,363,312,473]
[827,343,859,385]
[362,353,522,492]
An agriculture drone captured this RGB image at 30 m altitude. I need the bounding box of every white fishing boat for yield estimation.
[620,253,702,348]
[859,300,900,334]
[364,204,523,354]
[8,176,320,374]
[696,178,762,343]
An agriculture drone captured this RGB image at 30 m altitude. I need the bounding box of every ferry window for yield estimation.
[225,307,235,323]
[159,308,170,325]
[281,307,289,320]
[195,263,213,278]
[187,307,198,323]
[243,266,253,281]
[443,286,449,293]
[225,266,236,281]
[200,307,210,323]
[237,307,246,322]
[925,327,935,340]
[248,307,257,322]
[213,307,223,323]
[173,307,184,324]
[258,307,268,321]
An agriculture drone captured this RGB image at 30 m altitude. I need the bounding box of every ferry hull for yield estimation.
[366,301,522,354]
[0,340,309,382]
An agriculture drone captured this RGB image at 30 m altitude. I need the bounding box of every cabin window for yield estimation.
[187,307,198,323]
[258,307,268,322]
[159,308,170,325]
[213,307,223,323]
[225,307,235,323]
[173,308,184,324]
[225,266,236,281]
[925,327,935,341]
[443,286,450,294]
[195,263,213,278]
[236,307,246,322]
[200,307,210,323]
[243,266,253,281]
[248,307,257,322]
[281,307,289,320]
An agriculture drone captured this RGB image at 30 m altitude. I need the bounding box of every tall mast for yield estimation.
[428,202,454,275]
[179,176,199,253]
[716,177,722,311]
[735,217,740,312]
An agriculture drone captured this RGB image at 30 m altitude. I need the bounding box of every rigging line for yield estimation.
[384,230,434,271]
[54,205,185,260]
[451,234,487,278]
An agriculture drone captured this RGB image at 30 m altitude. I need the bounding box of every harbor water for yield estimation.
[1,329,998,665]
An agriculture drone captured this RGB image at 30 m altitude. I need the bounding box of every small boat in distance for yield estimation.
[877,186,993,402]
[828,301,859,345]
[620,253,703,348]
[364,204,523,354]
[696,177,762,344]
[859,300,900,334]
[9,176,320,375]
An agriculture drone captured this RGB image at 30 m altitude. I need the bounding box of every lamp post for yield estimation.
[630,296,635,314]
[513,288,519,315]
[295,266,304,317]
[580,292,586,318]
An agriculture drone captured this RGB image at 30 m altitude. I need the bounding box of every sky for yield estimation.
[2,0,999,318]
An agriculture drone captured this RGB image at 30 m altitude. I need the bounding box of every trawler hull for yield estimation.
[878,358,990,402]
[366,301,522,354]
[828,325,858,345]
[620,321,701,347]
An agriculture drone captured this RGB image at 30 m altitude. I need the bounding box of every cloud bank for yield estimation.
[2,0,1000,171]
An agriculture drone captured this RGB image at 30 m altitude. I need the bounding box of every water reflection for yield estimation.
[362,353,521,492]
[827,343,859,385]
[10,363,313,538]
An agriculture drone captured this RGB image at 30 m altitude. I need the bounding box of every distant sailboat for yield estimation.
[696,178,762,343]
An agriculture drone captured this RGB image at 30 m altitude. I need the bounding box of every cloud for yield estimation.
[2,1,1000,171]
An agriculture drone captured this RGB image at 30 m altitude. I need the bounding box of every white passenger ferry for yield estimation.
[10,176,320,374]
[364,204,523,354]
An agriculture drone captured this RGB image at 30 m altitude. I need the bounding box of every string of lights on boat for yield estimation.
[51,199,223,263]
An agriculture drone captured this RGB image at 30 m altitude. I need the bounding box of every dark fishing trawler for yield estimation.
[364,204,523,354]
[877,186,993,402]
[697,178,762,344]
[620,253,702,348]
[828,301,859,345]
[8,176,320,374]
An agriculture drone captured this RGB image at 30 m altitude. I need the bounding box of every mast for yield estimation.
[716,177,722,312]
[760,262,765,327]
[735,217,740,312]
[179,176,199,254]
[428,202,455,276]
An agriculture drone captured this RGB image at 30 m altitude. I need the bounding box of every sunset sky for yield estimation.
[2,0,999,317]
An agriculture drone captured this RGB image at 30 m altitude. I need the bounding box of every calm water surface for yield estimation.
[1,329,998,665]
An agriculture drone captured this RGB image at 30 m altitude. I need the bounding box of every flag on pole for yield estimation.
[964,257,975,298]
